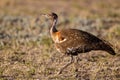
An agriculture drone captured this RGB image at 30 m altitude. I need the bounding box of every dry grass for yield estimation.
[0,0,120,80]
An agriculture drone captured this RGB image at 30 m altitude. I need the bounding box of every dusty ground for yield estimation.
[0,0,120,80]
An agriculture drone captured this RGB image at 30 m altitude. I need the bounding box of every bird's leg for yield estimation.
[74,56,79,77]
[74,55,82,78]
[57,55,74,74]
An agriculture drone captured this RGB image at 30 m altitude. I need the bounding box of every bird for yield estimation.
[43,12,116,74]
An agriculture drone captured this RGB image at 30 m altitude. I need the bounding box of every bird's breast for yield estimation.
[51,31,67,43]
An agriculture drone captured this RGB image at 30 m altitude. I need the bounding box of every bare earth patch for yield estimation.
[0,0,120,80]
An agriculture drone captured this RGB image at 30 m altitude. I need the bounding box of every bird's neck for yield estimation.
[50,19,58,35]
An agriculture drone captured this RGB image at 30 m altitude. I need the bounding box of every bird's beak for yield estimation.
[41,14,52,19]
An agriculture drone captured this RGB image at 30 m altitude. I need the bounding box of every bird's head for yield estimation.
[43,12,58,20]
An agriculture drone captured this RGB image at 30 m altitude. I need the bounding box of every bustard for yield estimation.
[43,12,116,74]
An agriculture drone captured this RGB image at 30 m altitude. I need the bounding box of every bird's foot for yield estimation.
[57,55,74,75]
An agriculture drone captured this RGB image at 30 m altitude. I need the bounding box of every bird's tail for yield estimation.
[102,40,116,55]
[93,40,116,55]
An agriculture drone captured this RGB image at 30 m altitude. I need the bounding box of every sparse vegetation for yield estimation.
[0,0,120,80]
